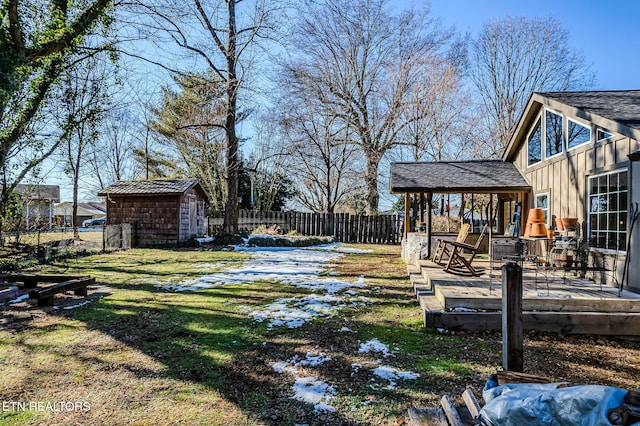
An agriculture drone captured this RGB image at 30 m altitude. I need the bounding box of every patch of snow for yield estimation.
[313,244,373,254]
[7,294,29,304]
[250,293,366,329]
[195,237,215,243]
[339,326,352,332]
[293,376,336,406]
[61,300,92,310]
[273,353,336,412]
[358,339,392,358]
[373,365,419,389]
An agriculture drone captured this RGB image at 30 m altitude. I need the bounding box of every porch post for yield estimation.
[403,193,410,240]
[426,192,433,258]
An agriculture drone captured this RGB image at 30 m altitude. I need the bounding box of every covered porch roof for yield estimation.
[390,160,531,194]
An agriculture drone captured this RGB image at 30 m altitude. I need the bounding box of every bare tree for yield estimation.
[279,95,361,213]
[469,16,595,156]
[397,58,469,162]
[132,0,280,232]
[287,0,459,214]
[59,56,109,238]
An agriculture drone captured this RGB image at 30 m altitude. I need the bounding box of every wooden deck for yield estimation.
[407,258,640,335]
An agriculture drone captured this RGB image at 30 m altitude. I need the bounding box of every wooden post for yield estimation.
[404,193,410,240]
[426,192,433,259]
[502,262,523,372]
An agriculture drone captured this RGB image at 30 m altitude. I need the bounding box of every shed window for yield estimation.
[545,110,564,158]
[588,169,628,251]
[527,118,542,166]
[567,119,590,150]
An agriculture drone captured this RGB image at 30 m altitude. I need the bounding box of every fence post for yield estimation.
[502,262,523,372]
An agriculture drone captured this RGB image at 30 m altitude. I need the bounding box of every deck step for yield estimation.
[418,293,442,312]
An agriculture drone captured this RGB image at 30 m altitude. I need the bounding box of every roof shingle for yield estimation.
[390,160,530,194]
[98,179,201,197]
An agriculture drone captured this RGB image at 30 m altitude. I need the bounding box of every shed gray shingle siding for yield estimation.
[390,160,530,193]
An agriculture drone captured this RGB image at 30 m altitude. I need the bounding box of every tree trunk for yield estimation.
[364,152,380,214]
[223,0,239,234]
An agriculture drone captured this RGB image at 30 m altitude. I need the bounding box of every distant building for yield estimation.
[54,202,106,227]
[14,184,60,230]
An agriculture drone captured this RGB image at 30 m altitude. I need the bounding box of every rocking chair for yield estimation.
[444,224,489,276]
[432,223,471,265]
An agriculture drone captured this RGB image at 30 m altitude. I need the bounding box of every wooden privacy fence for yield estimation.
[207,210,404,245]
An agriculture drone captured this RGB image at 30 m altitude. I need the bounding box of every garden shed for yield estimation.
[98,179,208,246]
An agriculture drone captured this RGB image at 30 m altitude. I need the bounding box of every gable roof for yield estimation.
[503,90,640,161]
[98,179,206,199]
[390,160,531,194]
[15,184,60,202]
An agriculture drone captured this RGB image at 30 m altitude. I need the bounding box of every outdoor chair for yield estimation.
[444,224,489,276]
[432,223,471,265]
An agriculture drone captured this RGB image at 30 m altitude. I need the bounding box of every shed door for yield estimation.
[189,197,197,237]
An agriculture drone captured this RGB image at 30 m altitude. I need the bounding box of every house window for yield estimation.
[588,169,628,251]
[535,193,549,226]
[545,110,564,158]
[596,128,613,143]
[527,118,542,166]
[567,119,590,150]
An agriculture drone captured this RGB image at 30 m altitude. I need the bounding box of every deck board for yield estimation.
[411,258,640,335]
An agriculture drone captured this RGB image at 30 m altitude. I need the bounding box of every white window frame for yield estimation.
[544,108,564,160]
[526,116,543,168]
[587,169,628,252]
[567,118,591,151]
[596,128,614,143]
[535,192,550,227]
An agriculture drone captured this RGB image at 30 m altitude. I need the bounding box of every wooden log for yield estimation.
[0,286,20,303]
[496,370,552,386]
[440,395,463,426]
[462,387,481,419]
[407,407,448,425]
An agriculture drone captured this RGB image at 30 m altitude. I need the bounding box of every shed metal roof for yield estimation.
[390,160,531,194]
[98,179,203,197]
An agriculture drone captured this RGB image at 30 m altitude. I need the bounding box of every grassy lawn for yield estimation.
[1,244,639,425]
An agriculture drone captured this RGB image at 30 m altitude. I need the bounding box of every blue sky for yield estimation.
[403,0,640,90]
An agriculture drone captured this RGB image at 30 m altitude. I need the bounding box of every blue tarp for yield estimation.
[479,381,639,426]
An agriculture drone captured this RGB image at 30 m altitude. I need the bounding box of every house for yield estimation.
[54,202,106,227]
[503,90,640,290]
[98,179,208,246]
[391,90,640,291]
[14,184,60,230]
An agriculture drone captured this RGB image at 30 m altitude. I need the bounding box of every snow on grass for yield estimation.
[249,294,348,329]
[6,294,29,305]
[372,365,419,389]
[273,353,336,412]
[157,244,351,292]
[358,339,393,358]
[355,340,419,389]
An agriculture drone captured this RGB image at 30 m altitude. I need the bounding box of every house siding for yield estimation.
[514,131,638,225]
[510,103,640,288]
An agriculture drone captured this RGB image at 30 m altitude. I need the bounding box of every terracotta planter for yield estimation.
[555,217,578,231]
